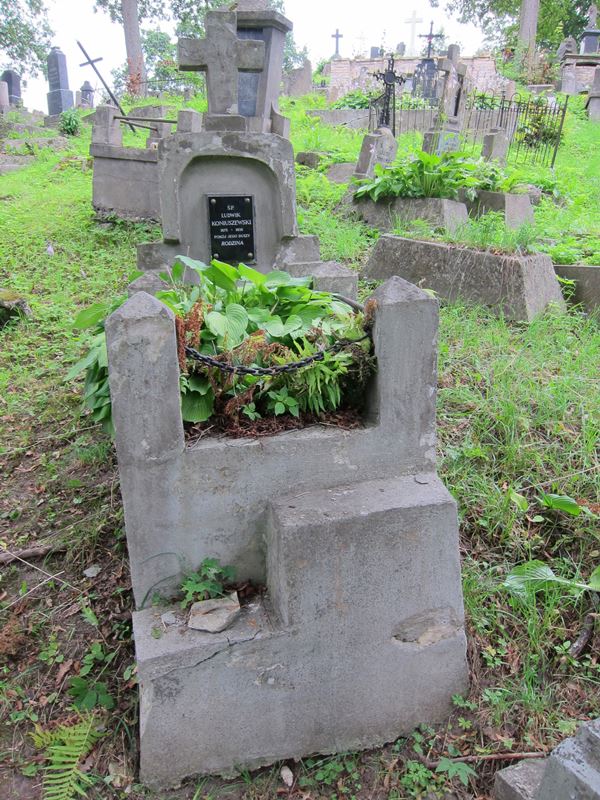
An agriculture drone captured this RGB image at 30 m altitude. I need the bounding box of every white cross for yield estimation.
[405,10,424,56]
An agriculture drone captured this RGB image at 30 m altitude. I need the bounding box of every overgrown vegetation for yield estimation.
[354,150,519,202]
[0,95,599,800]
[69,257,374,433]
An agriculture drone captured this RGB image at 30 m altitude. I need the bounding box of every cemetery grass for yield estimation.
[0,116,598,800]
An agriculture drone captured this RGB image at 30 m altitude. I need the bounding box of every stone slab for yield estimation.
[354,197,468,234]
[91,147,160,221]
[494,759,546,800]
[462,190,535,229]
[307,108,370,128]
[285,260,358,299]
[364,235,565,321]
[135,474,467,787]
[327,162,356,184]
[554,264,600,313]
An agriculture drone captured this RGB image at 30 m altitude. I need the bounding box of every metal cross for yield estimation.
[178,10,265,115]
[419,21,444,59]
[372,55,405,134]
[404,10,424,56]
[77,40,135,132]
[332,28,344,57]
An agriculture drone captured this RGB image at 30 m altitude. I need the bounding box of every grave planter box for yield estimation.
[554,263,600,313]
[106,277,468,788]
[364,235,565,322]
[353,196,468,234]
[459,189,535,229]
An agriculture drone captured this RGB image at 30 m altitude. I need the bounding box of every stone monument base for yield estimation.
[134,475,467,788]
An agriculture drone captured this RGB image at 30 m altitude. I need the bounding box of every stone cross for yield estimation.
[332,28,343,57]
[404,10,423,56]
[178,11,265,115]
[438,45,467,120]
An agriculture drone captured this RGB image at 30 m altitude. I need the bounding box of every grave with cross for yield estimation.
[332,28,344,58]
[136,7,357,292]
[423,44,468,155]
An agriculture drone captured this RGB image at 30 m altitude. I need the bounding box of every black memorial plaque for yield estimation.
[208,195,256,264]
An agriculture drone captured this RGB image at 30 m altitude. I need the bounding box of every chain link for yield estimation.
[185,334,370,378]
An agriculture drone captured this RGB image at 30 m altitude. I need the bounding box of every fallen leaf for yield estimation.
[55,659,74,687]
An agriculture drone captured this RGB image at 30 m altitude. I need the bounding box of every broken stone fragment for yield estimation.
[187,592,241,633]
[0,289,32,327]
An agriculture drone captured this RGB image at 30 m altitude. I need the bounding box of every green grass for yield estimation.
[0,100,599,799]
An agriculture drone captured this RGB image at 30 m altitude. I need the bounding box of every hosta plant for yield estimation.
[68,259,374,433]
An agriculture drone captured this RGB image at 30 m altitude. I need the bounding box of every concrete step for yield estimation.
[3,135,69,151]
[0,164,28,175]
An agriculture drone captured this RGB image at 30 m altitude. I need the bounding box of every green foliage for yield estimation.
[435,757,477,786]
[58,110,81,138]
[0,0,53,77]
[69,259,373,432]
[331,89,378,110]
[503,560,600,599]
[30,714,104,800]
[354,151,515,202]
[180,558,236,608]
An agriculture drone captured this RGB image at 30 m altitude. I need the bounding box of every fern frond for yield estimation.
[34,714,104,800]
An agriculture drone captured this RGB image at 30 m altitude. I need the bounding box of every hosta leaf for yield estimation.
[239,263,266,285]
[188,374,211,394]
[263,314,303,337]
[181,389,215,423]
[73,303,108,330]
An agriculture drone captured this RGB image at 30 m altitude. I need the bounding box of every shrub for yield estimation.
[58,109,81,137]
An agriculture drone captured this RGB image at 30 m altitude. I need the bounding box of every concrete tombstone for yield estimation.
[1,70,21,106]
[46,47,74,115]
[0,81,9,113]
[80,81,94,107]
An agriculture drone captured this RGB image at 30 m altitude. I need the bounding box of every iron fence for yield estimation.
[460,92,569,167]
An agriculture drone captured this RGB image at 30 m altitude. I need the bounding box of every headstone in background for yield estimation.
[556,36,577,61]
[370,46,383,58]
[237,5,293,128]
[586,65,600,119]
[354,126,398,179]
[581,3,600,53]
[46,47,74,115]
[129,105,174,146]
[0,81,9,113]
[282,58,313,97]
[80,81,94,108]
[1,70,21,106]
[423,45,467,155]
[482,127,510,163]
[396,42,406,56]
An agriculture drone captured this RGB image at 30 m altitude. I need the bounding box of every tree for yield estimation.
[429,0,589,49]
[121,0,148,95]
[0,0,53,77]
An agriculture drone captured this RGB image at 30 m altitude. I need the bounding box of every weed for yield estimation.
[180,558,236,609]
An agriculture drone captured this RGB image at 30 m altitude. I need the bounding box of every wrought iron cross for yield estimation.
[332,28,344,57]
[419,21,444,59]
[372,55,405,135]
[178,11,265,115]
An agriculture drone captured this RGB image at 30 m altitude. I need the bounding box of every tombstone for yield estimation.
[494,718,600,800]
[283,58,313,97]
[482,127,510,163]
[139,9,356,286]
[396,42,407,56]
[46,47,74,116]
[423,45,467,155]
[586,66,600,119]
[80,81,94,108]
[1,70,21,106]
[0,81,9,114]
[106,277,468,788]
[129,105,174,147]
[371,46,384,58]
[556,36,577,61]
[581,4,600,53]
[354,126,398,179]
